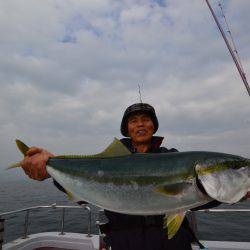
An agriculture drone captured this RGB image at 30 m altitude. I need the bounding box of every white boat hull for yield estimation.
[3,232,99,250]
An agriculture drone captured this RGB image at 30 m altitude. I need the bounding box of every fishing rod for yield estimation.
[205,0,250,96]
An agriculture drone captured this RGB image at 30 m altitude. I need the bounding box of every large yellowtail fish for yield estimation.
[11,139,250,239]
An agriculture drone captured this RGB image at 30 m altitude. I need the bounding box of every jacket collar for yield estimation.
[120,136,164,153]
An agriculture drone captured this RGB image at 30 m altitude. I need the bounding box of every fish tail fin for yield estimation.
[7,139,30,170]
[6,162,22,169]
[16,139,30,156]
[163,212,186,239]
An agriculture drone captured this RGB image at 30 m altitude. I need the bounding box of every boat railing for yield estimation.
[0,203,92,248]
[196,208,250,212]
[1,206,250,249]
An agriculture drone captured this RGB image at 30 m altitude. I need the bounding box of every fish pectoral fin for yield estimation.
[164,212,186,239]
[155,182,192,196]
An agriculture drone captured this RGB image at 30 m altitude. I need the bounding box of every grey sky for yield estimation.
[0,0,249,181]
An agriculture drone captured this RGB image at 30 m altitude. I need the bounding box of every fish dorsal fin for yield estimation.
[16,139,30,156]
[55,138,131,159]
[164,212,186,239]
[97,138,131,157]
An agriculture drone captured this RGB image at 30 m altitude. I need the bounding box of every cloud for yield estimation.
[0,0,249,181]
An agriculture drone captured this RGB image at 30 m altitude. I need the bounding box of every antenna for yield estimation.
[138,84,143,103]
[205,0,250,96]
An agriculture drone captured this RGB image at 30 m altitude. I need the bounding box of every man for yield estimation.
[20,103,249,250]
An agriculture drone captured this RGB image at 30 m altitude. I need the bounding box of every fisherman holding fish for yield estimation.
[19,103,250,250]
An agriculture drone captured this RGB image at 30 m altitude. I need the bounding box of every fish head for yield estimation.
[196,156,250,203]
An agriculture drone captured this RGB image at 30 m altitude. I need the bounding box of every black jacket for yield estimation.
[102,137,193,250]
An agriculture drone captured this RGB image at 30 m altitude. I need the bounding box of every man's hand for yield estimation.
[246,192,250,199]
[20,147,54,181]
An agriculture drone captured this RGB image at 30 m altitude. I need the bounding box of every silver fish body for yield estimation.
[46,150,250,216]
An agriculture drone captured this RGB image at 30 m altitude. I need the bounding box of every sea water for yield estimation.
[0,178,250,243]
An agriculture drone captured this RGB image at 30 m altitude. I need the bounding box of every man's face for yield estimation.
[127,113,154,144]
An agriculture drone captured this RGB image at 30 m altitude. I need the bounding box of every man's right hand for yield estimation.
[20,147,54,181]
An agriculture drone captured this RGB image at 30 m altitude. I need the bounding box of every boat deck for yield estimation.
[35,248,73,250]
[3,232,250,250]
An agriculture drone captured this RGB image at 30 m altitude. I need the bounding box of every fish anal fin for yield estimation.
[164,212,186,239]
[155,182,192,196]
[66,190,76,201]
[65,189,82,202]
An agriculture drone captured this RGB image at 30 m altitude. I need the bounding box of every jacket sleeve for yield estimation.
[158,147,179,153]
[191,200,221,211]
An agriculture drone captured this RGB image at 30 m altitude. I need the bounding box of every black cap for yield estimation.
[120,103,159,137]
